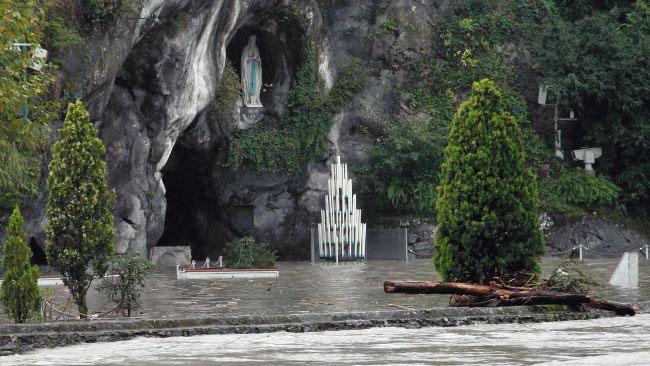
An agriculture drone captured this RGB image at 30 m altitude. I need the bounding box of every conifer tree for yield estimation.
[45,100,114,319]
[1,206,41,323]
[433,79,545,284]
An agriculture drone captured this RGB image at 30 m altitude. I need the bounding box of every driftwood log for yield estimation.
[384,280,638,316]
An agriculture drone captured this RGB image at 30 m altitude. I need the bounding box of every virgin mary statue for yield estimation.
[241,35,263,107]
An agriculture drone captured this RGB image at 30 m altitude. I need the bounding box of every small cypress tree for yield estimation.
[433,79,545,284]
[45,100,115,319]
[97,253,155,317]
[1,206,41,323]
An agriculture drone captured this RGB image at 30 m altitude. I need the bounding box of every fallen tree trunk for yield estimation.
[384,281,638,316]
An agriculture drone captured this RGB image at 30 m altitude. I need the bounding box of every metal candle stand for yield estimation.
[317,156,366,263]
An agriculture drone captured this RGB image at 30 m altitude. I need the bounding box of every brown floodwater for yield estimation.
[4,312,650,365]
[4,257,644,322]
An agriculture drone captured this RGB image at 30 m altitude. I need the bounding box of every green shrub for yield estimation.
[434,79,545,284]
[83,0,136,28]
[539,170,621,217]
[166,12,191,35]
[209,62,241,130]
[45,100,115,319]
[551,170,621,207]
[97,253,155,317]
[44,15,87,65]
[1,206,41,323]
[226,129,300,173]
[358,116,447,216]
[223,237,276,269]
[378,18,398,35]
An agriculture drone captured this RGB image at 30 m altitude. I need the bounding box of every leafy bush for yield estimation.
[226,129,299,173]
[83,0,136,28]
[434,79,545,284]
[209,62,241,130]
[359,116,447,216]
[223,237,276,269]
[166,12,191,36]
[97,253,155,317]
[378,18,398,35]
[45,100,115,319]
[547,170,621,207]
[44,15,87,65]
[1,206,41,323]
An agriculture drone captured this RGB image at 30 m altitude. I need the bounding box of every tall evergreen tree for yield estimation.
[433,79,545,284]
[1,206,41,323]
[45,100,114,319]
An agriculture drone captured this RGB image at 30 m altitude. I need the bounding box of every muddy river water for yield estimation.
[3,314,649,365]
[2,258,649,365]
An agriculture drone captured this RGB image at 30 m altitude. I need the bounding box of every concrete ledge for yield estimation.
[1,303,647,356]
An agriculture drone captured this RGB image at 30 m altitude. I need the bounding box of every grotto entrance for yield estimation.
[156,14,307,261]
[156,130,232,261]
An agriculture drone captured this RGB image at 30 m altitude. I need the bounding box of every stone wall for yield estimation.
[2,305,636,356]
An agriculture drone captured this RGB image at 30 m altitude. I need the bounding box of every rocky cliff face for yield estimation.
[28,0,421,259]
[67,0,446,260]
[17,0,648,261]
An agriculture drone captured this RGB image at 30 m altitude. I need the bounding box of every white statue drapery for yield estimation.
[241,35,263,107]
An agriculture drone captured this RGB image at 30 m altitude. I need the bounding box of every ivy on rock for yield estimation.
[225,42,367,173]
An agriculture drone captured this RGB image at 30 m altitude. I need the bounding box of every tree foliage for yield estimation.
[0,0,58,209]
[45,100,114,319]
[224,236,277,269]
[434,79,545,284]
[359,116,447,216]
[535,1,650,216]
[1,206,41,323]
[97,253,154,317]
[209,61,241,131]
[539,170,622,217]
[361,0,552,218]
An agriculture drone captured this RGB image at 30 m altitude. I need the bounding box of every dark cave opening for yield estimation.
[156,131,233,261]
[29,238,48,265]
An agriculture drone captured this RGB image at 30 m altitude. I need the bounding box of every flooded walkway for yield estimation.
[117,257,649,318]
[3,257,648,322]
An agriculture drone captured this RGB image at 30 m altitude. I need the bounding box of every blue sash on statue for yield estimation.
[249,60,257,96]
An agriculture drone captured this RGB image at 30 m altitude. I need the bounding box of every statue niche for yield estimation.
[241,35,263,108]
